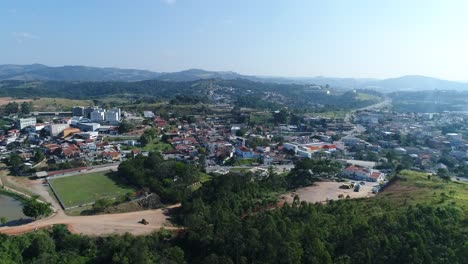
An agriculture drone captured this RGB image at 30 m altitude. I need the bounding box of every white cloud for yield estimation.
[161,0,176,5]
[13,32,39,44]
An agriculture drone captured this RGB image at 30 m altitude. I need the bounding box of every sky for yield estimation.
[1,0,468,80]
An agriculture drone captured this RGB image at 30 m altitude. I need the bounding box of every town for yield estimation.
[3,93,468,212]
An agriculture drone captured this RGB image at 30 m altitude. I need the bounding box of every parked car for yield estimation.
[354,184,361,192]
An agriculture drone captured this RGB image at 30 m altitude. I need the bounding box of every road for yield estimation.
[46,163,121,180]
[344,98,392,123]
[206,164,295,173]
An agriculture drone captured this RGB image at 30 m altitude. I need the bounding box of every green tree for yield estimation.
[140,128,158,146]
[118,120,135,134]
[23,233,56,260]
[92,198,114,212]
[20,102,33,115]
[7,153,23,171]
[34,150,45,163]
[4,102,19,115]
[273,109,288,124]
[0,217,7,225]
[22,197,52,220]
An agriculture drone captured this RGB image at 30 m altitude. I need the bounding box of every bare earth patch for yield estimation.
[0,204,180,236]
[284,181,376,204]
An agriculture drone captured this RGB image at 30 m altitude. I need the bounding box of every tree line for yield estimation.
[1,170,466,263]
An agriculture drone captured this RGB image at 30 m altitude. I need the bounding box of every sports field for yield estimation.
[49,172,134,208]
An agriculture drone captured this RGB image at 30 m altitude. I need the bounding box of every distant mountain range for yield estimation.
[1,64,467,91]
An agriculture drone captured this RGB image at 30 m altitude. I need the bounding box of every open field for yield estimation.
[49,172,134,208]
[32,98,93,111]
[284,181,376,204]
[0,97,32,106]
[249,112,272,124]
[377,170,468,210]
[0,204,180,236]
[356,93,379,101]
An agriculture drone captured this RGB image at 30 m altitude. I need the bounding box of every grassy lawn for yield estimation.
[234,158,258,166]
[49,172,135,208]
[190,173,213,191]
[142,141,173,152]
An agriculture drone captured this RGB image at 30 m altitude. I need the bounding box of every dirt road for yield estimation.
[0,204,180,236]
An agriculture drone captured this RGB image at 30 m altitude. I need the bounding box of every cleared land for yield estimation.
[379,170,468,209]
[49,172,134,208]
[32,98,92,111]
[0,97,32,106]
[284,181,376,204]
[0,204,180,236]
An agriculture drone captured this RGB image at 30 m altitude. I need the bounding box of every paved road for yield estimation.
[206,164,295,173]
[47,163,121,180]
[451,176,468,183]
[344,98,392,123]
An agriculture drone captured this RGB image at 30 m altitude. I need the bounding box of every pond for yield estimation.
[0,193,28,225]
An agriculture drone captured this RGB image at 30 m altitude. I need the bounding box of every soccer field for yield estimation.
[49,172,135,208]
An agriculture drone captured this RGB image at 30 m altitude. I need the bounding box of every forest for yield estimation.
[0,178,466,263]
[1,162,467,263]
[0,79,381,111]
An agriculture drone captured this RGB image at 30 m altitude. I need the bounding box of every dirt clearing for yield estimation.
[284,181,376,204]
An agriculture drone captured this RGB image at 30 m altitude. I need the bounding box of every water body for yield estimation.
[0,193,26,223]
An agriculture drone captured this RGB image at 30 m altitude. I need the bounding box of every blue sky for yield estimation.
[1,0,467,80]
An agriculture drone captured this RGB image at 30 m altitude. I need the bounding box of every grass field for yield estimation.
[356,93,379,101]
[375,170,468,212]
[249,112,273,125]
[49,172,135,208]
[32,98,93,111]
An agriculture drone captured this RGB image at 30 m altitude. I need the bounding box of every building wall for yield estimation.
[17,117,37,129]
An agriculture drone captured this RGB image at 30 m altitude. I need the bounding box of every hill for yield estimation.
[363,75,468,91]
[2,64,468,91]
[0,64,162,82]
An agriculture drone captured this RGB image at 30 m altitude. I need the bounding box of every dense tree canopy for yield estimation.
[117,153,200,203]
[1,169,467,263]
[22,197,52,220]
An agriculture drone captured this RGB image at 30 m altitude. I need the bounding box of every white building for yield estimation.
[47,124,69,136]
[77,131,99,140]
[16,117,37,129]
[90,109,106,122]
[231,126,241,135]
[105,109,121,123]
[283,143,299,152]
[446,133,462,141]
[143,111,155,118]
